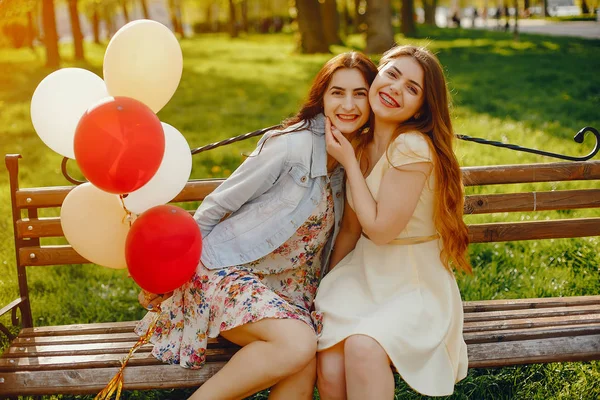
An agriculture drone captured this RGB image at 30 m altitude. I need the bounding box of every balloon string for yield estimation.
[95,312,160,400]
[119,195,134,227]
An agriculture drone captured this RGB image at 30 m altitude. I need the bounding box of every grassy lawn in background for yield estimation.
[0,26,599,399]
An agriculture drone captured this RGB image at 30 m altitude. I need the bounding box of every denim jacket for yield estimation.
[194,114,345,276]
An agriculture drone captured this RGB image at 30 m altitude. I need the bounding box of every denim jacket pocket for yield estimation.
[281,164,311,204]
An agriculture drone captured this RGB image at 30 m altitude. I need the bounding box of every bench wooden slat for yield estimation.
[16,296,600,336]
[462,161,600,186]
[0,347,239,372]
[468,217,600,243]
[19,245,87,266]
[463,295,600,313]
[463,304,600,322]
[18,320,139,336]
[17,218,600,266]
[17,188,600,240]
[5,341,154,357]
[17,217,65,239]
[464,189,600,215]
[12,332,142,346]
[463,313,600,333]
[14,180,223,209]
[8,323,600,358]
[13,162,600,209]
[0,362,227,395]
[467,334,600,368]
[13,162,600,210]
[464,323,600,344]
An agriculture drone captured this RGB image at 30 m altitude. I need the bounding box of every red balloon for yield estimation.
[126,205,202,294]
[74,96,165,194]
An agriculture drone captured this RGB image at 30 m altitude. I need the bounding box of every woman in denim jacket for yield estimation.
[136,52,378,400]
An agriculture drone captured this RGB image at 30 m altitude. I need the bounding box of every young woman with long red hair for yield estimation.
[136,52,378,400]
[314,45,471,399]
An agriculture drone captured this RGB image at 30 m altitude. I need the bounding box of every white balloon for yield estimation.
[104,19,183,113]
[31,68,108,159]
[60,183,130,269]
[124,122,192,214]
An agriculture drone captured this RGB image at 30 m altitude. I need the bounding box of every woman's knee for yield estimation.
[274,319,317,372]
[344,335,389,367]
[316,347,346,400]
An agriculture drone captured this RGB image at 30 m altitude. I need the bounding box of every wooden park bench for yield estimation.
[1,153,599,396]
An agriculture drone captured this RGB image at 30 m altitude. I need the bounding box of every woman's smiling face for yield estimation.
[323,68,371,136]
[368,56,425,125]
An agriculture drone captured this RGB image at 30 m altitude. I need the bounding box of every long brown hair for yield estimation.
[368,45,471,274]
[253,52,377,155]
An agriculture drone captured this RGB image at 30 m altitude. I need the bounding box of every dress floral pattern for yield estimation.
[135,183,334,369]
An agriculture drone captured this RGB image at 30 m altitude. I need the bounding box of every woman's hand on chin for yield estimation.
[325,117,356,168]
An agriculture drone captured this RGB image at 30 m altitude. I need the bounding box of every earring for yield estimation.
[414,113,421,119]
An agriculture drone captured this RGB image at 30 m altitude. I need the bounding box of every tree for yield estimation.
[400,0,416,36]
[121,0,130,22]
[321,0,342,45]
[423,0,437,25]
[240,0,249,33]
[140,0,150,18]
[296,0,329,53]
[365,0,394,54]
[167,0,185,37]
[68,0,85,60]
[228,0,238,37]
[581,0,590,13]
[26,10,37,49]
[0,0,38,49]
[355,0,367,32]
[42,0,60,68]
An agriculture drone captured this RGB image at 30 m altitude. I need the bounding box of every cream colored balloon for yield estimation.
[103,19,183,113]
[60,183,130,269]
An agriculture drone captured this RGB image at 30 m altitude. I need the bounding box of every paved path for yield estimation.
[514,21,600,40]
[466,18,600,40]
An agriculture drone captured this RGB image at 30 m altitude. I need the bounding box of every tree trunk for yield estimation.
[140,0,150,19]
[542,0,549,17]
[423,0,437,25]
[365,0,395,53]
[121,0,130,22]
[240,0,248,32]
[296,0,330,53]
[228,0,238,37]
[167,0,181,35]
[355,0,367,32]
[26,11,36,49]
[68,0,84,60]
[91,8,100,44]
[342,0,350,37]
[42,0,60,68]
[513,0,519,40]
[321,0,342,45]
[581,0,590,14]
[175,0,185,37]
[105,13,115,39]
[400,0,416,36]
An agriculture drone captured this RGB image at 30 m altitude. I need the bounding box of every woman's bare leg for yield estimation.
[188,318,317,400]
[343,335,394,400]
[316,342,347,400]
[268,356,316,400]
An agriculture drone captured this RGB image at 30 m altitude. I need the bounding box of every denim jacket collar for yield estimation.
[310,113,327,179]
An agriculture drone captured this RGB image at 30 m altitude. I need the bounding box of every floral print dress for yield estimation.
[135,182,335,369]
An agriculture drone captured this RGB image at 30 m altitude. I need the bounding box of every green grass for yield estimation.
[0,27,599,399]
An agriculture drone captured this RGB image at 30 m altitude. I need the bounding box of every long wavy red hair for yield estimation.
[368,45,471,274]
